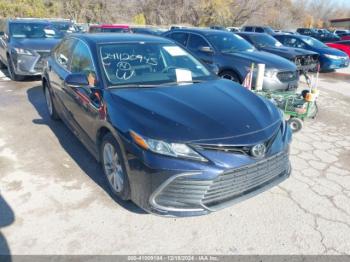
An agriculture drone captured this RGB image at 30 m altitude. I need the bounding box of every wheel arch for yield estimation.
[218,68,243,83]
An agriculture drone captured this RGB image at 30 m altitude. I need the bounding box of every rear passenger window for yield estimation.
[187,34,209,50]
[168,32,189,46]
[255,27,264,33]
[55,38,77,70]
[244,27,253,32]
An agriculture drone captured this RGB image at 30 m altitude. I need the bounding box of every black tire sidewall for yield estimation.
[219,70,240,83]
[101,133,131,200]
[44,82,60,120]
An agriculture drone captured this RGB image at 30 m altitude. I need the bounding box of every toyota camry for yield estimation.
[42,34,292,217]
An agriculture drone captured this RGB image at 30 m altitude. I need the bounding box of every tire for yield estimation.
[288,117,303,133]
[7,55,23,81]
[44,82,60,120]
[219,70,240,83]
[100,133,131,200]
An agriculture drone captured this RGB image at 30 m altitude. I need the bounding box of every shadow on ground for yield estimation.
[0,195,14,261]
[26,85,146,215]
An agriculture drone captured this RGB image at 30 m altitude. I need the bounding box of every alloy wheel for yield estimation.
[103,142,124,193]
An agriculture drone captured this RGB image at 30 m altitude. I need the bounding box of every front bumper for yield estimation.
[11,51,50,76]
[250,70,299,92]
[321,56,349,70]
[124,124,292,217]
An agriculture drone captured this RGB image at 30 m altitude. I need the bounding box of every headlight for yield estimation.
[264,70,277,78]
[13,48,34,55]
[324,54,343,60]
[130,131,207,162]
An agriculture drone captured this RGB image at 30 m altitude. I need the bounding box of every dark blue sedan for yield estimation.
[274,34,349,71]
[42,33,292,217]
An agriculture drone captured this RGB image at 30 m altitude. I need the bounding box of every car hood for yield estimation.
[107,79,282,145]
[222,50,296,71]
[10,38,61,51]
[319,46,348,57]
[260,46,317,59]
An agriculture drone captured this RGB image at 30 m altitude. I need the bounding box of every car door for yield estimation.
[187,33,214,64]
[68,39,101,147]
[48,38,79,129]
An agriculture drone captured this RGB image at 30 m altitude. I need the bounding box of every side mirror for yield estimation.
[64,73,89,88]
[199,46,213,53]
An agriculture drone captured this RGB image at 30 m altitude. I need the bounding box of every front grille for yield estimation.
[277,71,298,82]
[153,150,290,211]
[202,151,289,207]
[34,51,50,70]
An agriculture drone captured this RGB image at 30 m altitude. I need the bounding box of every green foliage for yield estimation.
[0,0,60,18]
[133,13,146,25]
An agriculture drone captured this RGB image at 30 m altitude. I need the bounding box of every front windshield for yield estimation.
[207,33,255,53]
[100,43,213,87]
[302,36,327,48]
[250,34,283,48]
[264,27,275,35]
[10,23,62,39]
[51,22,77,33]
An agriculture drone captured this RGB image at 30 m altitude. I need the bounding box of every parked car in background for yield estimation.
[42,33,292,217]
[163,28,299,91]
[274,34,349,71]
[131,27,165,36]
[227,27,240,32]
[0,18,63,81]
[237,32,319,72]
[296,28,339,42]
[49,19,79,35]
[241,26,275,35]
[209,26,228,31]
[326,41,350,57]
[76,23,89,33]
[89,24,131,33]
[333,29,350,37]
[341,35,350,41]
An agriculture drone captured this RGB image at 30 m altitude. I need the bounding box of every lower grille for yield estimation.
[277,71,298,82]
[202,151,289,207]
[153,151,290,211]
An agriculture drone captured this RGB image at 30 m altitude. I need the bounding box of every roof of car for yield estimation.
[89,24,130,29]
[166,28,231,36]
[236,32,269,36]
[69,33,173,45]
[9,18,51,24]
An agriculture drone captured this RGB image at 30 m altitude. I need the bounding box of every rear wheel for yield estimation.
[219,70,240,83]
[101,133,131,200]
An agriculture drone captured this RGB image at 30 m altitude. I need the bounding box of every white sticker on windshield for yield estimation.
[44,29,56,35]
[175,69,192,83]
[163,46,187,56]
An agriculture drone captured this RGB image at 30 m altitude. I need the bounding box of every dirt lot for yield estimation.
[0,69,350,255]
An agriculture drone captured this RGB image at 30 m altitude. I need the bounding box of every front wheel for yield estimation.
[7,56,23,81]
[288,117,303,133]
[219,70,240,83]
[44,83,60,120]
[101,133,131,200]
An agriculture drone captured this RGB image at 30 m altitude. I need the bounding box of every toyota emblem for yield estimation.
[251,144,266,159]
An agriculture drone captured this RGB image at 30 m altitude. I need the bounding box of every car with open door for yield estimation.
[42,33,292,217]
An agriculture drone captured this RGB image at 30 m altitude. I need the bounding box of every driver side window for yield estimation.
[187,34,210,51]
[71,41,95,79]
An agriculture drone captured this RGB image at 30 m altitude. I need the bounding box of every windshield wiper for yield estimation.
[157,80,206,86]
[108,84,158,89]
